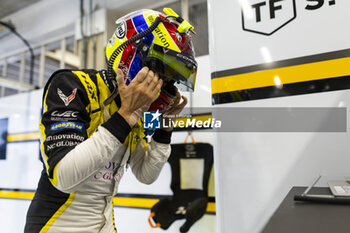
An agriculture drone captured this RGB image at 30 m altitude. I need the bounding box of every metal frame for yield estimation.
[39,45,46,88]
[0,37,71,93]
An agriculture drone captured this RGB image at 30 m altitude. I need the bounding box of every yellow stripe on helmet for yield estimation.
[144,12,181,53]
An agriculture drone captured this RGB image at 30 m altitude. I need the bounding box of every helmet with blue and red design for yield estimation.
[105,8,197,112]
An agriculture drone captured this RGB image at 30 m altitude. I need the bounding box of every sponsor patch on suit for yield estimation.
[50,122,84,132]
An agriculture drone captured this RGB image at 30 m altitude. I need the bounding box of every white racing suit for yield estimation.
[24,69,171,233]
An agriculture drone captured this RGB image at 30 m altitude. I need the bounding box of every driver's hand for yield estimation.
[161,89,188,132]
[117,67,162,127]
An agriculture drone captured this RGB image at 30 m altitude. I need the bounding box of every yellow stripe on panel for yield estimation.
[206,202,216,213]
[0,190,35,200]
[7,132,40,142]
[212,57,350,94]
[0,191,216,213]
[113,197,159,208]
[113,196,216,213]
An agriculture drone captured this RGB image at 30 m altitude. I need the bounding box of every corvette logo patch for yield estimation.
[57,88,77,106]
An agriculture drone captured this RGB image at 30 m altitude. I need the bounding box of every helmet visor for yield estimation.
[146,44,197,91]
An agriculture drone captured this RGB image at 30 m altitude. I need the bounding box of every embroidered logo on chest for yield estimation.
[57,88,77,106]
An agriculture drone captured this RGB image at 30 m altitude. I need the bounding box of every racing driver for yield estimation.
[24,8,197,233]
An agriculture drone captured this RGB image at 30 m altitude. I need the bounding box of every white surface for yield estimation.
[115,207,216,233]
[180,158,204,190]
[0,199,30,233]
[0,199,216,233]
[0,90,43,189]
[208,1,350,233]
[0,0,79,59]
[213,91,350,233]
[75,9,107,40]
[0,0,179,60]
[209,0,350,72]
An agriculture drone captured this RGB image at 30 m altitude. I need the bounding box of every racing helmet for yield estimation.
[105,8,197,112]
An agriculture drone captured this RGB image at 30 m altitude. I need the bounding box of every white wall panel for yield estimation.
[208,1,350,233]
[208,0,350,71]
[0,90,43,190]
[0,199,30,233]
[114,207,216,233]
[213,91,350,233]
[0,142,41,189]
